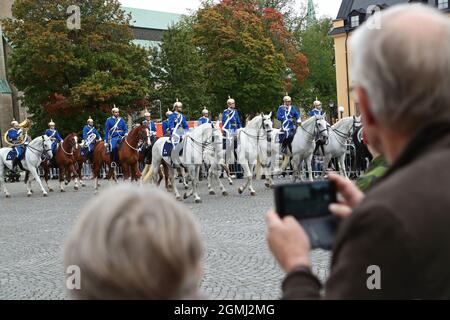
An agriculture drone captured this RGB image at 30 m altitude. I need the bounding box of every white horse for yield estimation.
[321,116,359,178]
[290,115,329,182]
[148,122,223,203]
[0,135,53,197]
[203,122,230,196]
[237,113,273,196]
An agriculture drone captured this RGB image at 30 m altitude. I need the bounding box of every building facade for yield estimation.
[330,0,450,118]
[0,2,180,146]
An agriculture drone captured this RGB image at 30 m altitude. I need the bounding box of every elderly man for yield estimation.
[267,5,450,299]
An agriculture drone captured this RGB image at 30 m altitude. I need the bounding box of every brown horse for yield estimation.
[41,133,80,192]
[92,124,149,191]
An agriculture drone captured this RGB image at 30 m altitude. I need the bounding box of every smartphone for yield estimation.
[274,181,340,250]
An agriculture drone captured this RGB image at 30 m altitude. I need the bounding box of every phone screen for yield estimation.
[275,181,337,220]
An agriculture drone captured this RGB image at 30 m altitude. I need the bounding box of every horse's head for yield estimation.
[65,133,79,150]
[261,112,273,133]
[135,123,151,146]
[42,135,53,159]
[315,115,329,141]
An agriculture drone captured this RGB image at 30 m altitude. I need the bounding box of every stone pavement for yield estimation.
[0,176,331,300]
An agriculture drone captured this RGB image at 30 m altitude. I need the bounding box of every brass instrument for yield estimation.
[3,119,31,147]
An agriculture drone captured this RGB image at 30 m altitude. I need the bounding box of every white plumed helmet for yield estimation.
[227,95,235,105]
[48,119,56,127]
[11,119,19,126]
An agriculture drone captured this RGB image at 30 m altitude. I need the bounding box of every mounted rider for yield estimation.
[6,120,27,172]
[277,95,301,155]
[221,96,242,146]
[198,108,211,125]
[104,106,128,167]
[143,109,157,144]
[162,109,173,137]
[44,119,63,155]
[309,99,325,117]
[310,99,327,156]
[82,116,102,162]
[168,99,189,166]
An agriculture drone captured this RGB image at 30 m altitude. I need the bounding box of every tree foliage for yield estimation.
[2,0,151,135]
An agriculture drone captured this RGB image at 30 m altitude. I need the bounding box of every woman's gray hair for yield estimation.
[350,4,450,133]
[64,185,203,299]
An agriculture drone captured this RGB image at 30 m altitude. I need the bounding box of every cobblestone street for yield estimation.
[0,177,331,300]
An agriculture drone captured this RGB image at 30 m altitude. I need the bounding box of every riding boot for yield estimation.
[12,157,19,173]
[110,151,116,167]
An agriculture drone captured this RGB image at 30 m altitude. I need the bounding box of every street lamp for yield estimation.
[338,106,345,119]
[329,101,335,123]
[155,99,162,121]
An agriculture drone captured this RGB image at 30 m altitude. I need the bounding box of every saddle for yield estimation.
[163,141,183,157]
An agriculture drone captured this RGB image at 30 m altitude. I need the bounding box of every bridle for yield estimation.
[329,116,361,145]
[188,123,221,154]
[125,127,149,152]
[27,136,53,160]
[300,117,329,142]
[241,116,272,140]
[60,136,77,156]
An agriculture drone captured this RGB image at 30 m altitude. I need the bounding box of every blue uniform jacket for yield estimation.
[198,117,211,125]
[168,112,189,135]
[162,120,170,136]
[104,117,128,142]
[82,125,101,152]
[277,105,301,134]
[221,108,242,134]
[148,121,157,136]
[309,108,324,117]
[44,129,63,142]
[7,128,25,159]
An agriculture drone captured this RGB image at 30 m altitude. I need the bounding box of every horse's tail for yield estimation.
[281,155,290,171]
[142,164,153,183]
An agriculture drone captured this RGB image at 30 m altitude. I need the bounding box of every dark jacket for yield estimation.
[282,120,450,299]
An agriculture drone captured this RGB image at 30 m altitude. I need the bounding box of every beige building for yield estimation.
[330,0,450,118]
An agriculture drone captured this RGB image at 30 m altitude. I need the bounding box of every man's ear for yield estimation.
[357,87,376,126]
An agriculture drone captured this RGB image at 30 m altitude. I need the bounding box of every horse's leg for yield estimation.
[238,163,251,194]
[322,155,332,178]
[339,154,347,178]
[29,165,48,197]
[0,161,10,198]
[141,164,150,182]
[43,164,53,192]
[306,154,314,182]
[172,167,181,200]
[181,167,189,189]
[26,172,35,197]
[216,165,228,196]
[192,166,201,203]
[69,164,79,190]
[221,164,233,185]
[207,165,215,195]
[248,164,257,196]
[78,161,86,187]
[59,166,66,192]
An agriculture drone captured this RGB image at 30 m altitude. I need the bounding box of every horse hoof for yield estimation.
[81,184,86,187]
[60,189,65,193]
[238,187,243,194]
[183,193,188,199]
[184,185,189,190]
[65,181,69,186]
[176,196,182,201]
[250,191,257,196]
[74,186,78,191]
[5,194,11,198]
[265,182,270,188]
[43,193,48,197]
[222,191,228,196]
[209,190,216,195]
[49,188,54,192]
[229,181,233,185]
[195,199,202,204]
[27,193,32,197]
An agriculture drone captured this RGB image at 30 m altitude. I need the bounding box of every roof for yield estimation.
[0,79,12,94]
[336,0,409,19]
[132,39,161,50]
[123,7,182,31]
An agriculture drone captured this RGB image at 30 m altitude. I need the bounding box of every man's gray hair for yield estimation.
[350,4,450,133]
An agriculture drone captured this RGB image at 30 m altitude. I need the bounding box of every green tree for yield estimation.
[150,17,214,121]
[2,0,151,136]
[193,0,308,118]
[292,18,336,116]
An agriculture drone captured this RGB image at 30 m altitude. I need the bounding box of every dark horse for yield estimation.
[40,133,80,192]
[92,124,149,191]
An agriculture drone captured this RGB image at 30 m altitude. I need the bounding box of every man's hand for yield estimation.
[266,210,311,273]
[328,173,365,218]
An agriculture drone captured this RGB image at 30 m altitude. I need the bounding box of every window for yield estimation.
[438,0,449,9]
[350,15,360,28]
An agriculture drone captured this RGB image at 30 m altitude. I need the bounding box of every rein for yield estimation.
[60,140,75,156]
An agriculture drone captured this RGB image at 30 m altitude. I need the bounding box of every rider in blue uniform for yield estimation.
[44,119,63,155]
[162,110,173,137]
[168,100,189,166]
[308,99,325,117]
[198,108,211,125]
[82,116,102,162]
[141,110,158,165]
[277,95,301,155]
[309,99,326,160]
[221,97,242,177]
[104,106,128,167]
[6,120,26,172]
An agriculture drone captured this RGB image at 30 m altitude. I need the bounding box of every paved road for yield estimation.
[0,176,330,300]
